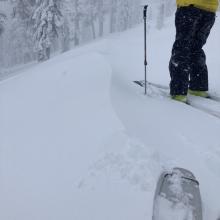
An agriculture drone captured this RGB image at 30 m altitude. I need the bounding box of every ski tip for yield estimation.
[133,80,145,87]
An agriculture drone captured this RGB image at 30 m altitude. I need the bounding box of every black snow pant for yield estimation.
[169,5,216,96]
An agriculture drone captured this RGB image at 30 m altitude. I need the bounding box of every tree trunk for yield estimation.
[98,0,104,37]
[110,0,117,33]
[74,0,80,46]
[157,2,165,30]
[91,20,96,39]
[61,19,70,53]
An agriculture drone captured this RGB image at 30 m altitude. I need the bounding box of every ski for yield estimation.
[152,167,203,220]
[134,80,220,119]
[134,80,220,101]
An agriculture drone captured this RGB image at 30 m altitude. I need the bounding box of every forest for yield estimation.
[0,0,175,70]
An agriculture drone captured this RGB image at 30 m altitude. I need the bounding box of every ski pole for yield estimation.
[143,5,148,95]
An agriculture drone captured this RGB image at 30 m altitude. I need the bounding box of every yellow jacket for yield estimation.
[176,0,219,12]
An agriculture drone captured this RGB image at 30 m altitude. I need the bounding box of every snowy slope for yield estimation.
[0,14,220,220]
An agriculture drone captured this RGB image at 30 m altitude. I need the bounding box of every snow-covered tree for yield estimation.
[109,0,117,33]
[8,0,35,65]
[97,0,106,37]
[60,16,71,52]
[32,0,63,61]
[1,0,162,69]
[117,0,131,31]
[157,1,165,30]
[165,0,176,17]
[108,0,141,33]
[82,0,107,38]
[69,0,84,46]
[12,0,33,21]
[83,0,99,39]
[0,12,6,74]
[0,12,6,36]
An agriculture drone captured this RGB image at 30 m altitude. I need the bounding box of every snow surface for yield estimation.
[155,196,194,220]
[0,14,220,220]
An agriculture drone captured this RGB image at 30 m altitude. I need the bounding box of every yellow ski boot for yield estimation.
[188,89,209,98]
[171,95,187,103]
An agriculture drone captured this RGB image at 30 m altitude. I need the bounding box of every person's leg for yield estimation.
[189,10,216,92]
[169,6,201,96]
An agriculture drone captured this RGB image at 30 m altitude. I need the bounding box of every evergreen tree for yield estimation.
[97,0,105,37]
[9,0,35,65]
[60,16,71,52]
[91,0,108,37]
[71,0,83,46]
[117,0,131,31]
[0,12,6,74]
[32,0,63,61]
[0,12,6,36]
[109,0,117,33]
[12,0,33,21]
[157,0,165,30]
[83,0,99,39]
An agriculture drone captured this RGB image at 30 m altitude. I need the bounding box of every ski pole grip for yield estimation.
[143,5,148,19]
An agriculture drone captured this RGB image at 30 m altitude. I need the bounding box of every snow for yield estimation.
[155,196,194,220]
[0,13,220,220]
